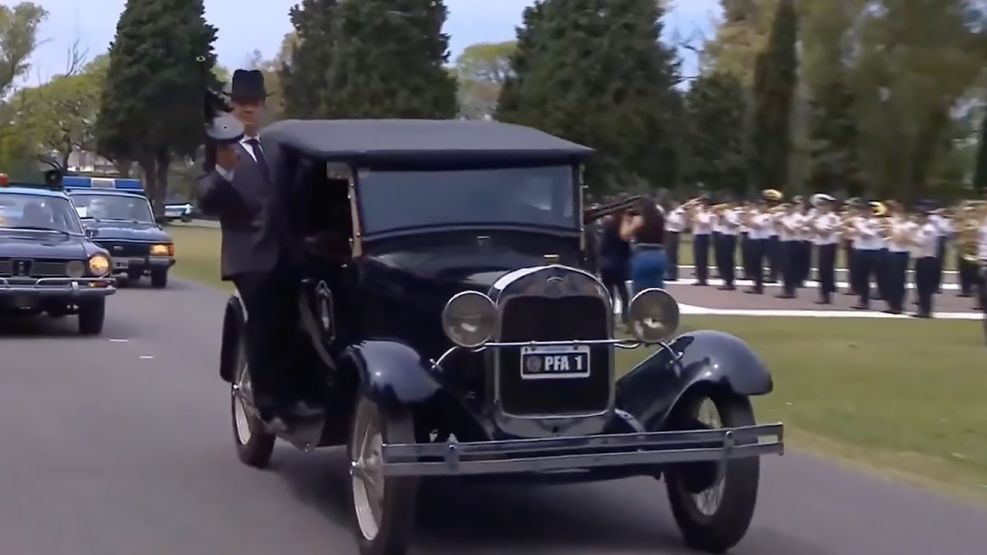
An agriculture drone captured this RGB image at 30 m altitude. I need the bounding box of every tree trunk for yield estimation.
[151,147,170,217]
[137,156,158,211]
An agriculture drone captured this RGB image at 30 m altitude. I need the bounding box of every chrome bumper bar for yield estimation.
[380,423,784,477]
[0,277,116,296]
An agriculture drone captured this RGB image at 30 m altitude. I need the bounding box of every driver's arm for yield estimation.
[195,164,253,224]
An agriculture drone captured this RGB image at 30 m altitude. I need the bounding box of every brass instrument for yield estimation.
[956,201,985,263]
[583,195,643,224]
[870,201,888,218]
[762,188,783,203]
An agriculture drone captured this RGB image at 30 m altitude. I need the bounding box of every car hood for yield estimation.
[84,220,171,242]
[0,230,88,259]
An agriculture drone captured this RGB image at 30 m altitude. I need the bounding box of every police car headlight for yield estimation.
[441,291,498,348]
[150,243,173,256]
[66,260,85,278]
[626,288,680,343]
[88,254,110,276]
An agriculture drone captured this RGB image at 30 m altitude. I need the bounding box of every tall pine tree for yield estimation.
[684,72,747,194]
[96,0,218,213]
[498,0,683,195]
[323,0,457,118]
[973,111,987,195]
[807,78,862,196]
[280,0,337,118]
[747,0,798,192]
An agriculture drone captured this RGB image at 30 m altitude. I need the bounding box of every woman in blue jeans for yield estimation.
[620,197,668,295]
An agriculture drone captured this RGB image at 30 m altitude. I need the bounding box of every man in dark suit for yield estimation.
[196,69,313,430]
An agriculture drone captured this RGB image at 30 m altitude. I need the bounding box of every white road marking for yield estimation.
[664,278,962,291]
[109,339,128,343]
[139,355,154,360]
[676,264,960,275]
[675,303,981,320]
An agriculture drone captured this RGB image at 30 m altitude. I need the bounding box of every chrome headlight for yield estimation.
[66,260,85,278]
[626,288,680,343]
[88,254,110,276]
[441,291,498,348]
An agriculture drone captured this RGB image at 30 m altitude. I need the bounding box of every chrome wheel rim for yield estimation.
[351,403,385,541]
[693,398,726,516]
[232,349,253,445]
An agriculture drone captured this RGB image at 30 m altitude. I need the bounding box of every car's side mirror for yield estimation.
[86,228,99,239]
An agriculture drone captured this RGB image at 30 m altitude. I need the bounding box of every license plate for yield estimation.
[520,345,590,380]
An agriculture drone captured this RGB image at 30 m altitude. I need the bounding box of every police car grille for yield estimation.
[0,259,68,277]
[497,296,611,416]
[100,242,149,257]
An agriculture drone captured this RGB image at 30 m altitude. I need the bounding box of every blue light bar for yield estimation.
[63,175,144,192]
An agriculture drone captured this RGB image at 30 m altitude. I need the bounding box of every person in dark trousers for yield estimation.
[739,200,752,280]
[664,200,686,281]
[883,203,915,314]
[912,202,940,318]
[929,206,950,293]
[195,69,317,431]
[872,202,890,302]
[761,189,784,283]
[598,207,632,323]
[690,197,714,286]
[810,194,840,304]
[744,199,771,294]
[850,201,883,310]
[792,196,812,288]
[843,198,862,296]
[621,198,669,294]
[715,200,740,290]
[776,202,800,298]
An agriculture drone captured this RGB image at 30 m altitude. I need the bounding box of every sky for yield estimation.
[24,0,721,84]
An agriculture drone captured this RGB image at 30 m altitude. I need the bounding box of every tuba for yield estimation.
[957,201,984,264]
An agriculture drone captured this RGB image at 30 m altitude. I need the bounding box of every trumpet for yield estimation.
[583,195,643,224]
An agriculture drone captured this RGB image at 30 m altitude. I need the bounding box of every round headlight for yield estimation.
[66,260,85,278]
[441,291,498,348]
[88,254,110,276]
[626,288,680,343]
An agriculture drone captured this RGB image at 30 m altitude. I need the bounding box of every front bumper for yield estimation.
[0,277,116,300]
[380,423,783,477]
[112,256,175,273]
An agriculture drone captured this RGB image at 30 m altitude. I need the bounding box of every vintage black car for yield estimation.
[217,120,784,554]
[68,190,176,287]
[0,184,115,334]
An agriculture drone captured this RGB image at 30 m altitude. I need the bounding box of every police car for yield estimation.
[0,173,116,335]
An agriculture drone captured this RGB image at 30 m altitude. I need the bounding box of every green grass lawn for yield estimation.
[169,225,986,499]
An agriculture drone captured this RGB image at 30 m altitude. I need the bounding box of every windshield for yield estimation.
[0,193,84,234]
[357,165,578,234]
[71,193,154,223]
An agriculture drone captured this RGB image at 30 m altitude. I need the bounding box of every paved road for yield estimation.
[2,281,986,555]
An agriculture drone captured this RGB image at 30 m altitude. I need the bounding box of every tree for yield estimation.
[684,71,747,193]
[973,110,987,194]
[498,0,684,195]
[0,2,46,98]
[323,0,458,118]
[806,78,862,195]
[454,40,515,119]
[747,0,798,192]
[280,0,337,118]
[95,0,219,214]
[701,0,778,86]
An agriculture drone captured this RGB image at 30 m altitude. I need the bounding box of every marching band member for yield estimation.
[911,201,940,318]
[872,201,891,302]
[810,194,840,304]
[776,202,801,299]
[842,198,860,296]
[745,199,772,294]
[664,199,687,281]
[850,200,883,310]
[796,196,814,288]
[956,202,980,298]
[976,202,987,344]
[763,189,784,283]
[739,200,753,281]
[789,196,809,287]
[883,201,915,314]
[929,205,951,293]
[716,199,741,291]
[690,196,714,286]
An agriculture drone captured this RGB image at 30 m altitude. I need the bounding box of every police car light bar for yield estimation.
[62,175,144,194]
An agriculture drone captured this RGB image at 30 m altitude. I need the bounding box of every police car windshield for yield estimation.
[0,193,83,234]
[358,165,578,234]
[72,193,154,223]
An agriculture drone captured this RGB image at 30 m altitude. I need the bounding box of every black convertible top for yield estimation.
[260,119,594,166]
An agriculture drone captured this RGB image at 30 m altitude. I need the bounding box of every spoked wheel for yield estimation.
[348,395,420,555]
[231,334,275,468]
[665,392,760,553]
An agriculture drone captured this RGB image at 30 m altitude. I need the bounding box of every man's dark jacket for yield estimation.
[195,139,297,280]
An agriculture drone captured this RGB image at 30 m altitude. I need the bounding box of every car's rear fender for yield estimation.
[615,330,773,431]
[219,294,245,383]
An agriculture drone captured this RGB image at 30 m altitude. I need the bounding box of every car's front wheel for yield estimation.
[78,299,106,335]
[664,392,760,553]
[348,395,420,555]
[150,269,168,288]
[231,333,275,468]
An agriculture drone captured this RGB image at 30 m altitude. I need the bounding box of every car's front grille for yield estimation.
[97,241,149,257]
[497,295,612,416]
[0,258,69,277]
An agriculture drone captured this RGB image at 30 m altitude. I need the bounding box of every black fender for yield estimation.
[339,340,443,414]
[219,294,245,383]
[615,330,773,431]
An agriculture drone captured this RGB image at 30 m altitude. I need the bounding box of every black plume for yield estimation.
[198,55,231,174]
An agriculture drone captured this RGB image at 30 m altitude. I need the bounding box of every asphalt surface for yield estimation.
[2,280,987,555]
